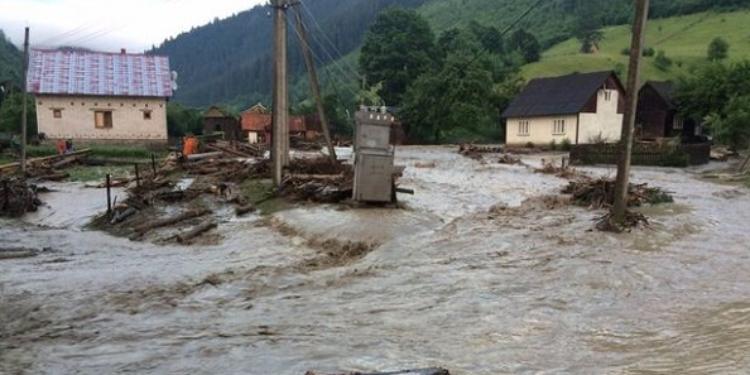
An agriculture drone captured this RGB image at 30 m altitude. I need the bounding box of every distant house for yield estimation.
[203,106,241,141]
[636,81,702,142]
[502,71,625,146]
[26,48,173,144]
[240,103,318,144]
[241,103,271,144]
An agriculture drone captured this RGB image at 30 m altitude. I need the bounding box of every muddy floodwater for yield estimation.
[2,146,750,374]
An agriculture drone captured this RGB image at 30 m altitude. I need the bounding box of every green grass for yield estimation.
[522,10,750,82]
[66,165,134,182]
[239,178,292,215]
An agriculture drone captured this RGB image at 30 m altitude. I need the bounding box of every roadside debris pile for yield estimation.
[534,159,580,179]
[305,369,450,375]
[0,149,91,181]
[458,144,503,160]
[0,177,43,217]
[204,139,266,158]
[562,177,674,209]
[279,157,354,203]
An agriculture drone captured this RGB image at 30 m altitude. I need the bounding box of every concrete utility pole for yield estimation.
[293,8,337,163]
[20,27,29,177]
[271,0,292,186]
[613,0,650,223]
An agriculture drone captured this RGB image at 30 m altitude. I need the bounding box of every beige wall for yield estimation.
[506,115,577,146]
[35,95,168,142]
[578,89,623,144]
[505,89,624,145]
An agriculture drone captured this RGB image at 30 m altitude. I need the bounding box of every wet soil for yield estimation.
[2,146,750,374]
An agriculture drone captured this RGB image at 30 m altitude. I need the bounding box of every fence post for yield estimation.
[134,164,140,188]
[2,180,8,211]
[106,173,112,215]
[151,153,157,176]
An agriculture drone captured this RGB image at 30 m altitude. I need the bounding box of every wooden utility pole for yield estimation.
[293,8,337,163]
[20,27,29,177]
[271,0,292,186]
[613,0,650,223]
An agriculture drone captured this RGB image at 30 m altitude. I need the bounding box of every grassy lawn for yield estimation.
[66,165,134,182]
[240,178,292,215]
[24,145,168,162]
[522,10,750,82]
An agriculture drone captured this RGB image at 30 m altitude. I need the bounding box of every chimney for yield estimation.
[120,48,127,54]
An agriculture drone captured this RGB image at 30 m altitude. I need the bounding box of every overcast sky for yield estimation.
[1,0,267,52]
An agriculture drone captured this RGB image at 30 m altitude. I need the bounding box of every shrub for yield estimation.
[708,37,729,61]
[525,141,535,149]
[561,138,573,151]
[654,50,673,71]
[642,47,655,57]
[621,47,630,56]
[549,139,558,151]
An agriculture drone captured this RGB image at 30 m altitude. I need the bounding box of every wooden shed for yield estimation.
[203,106,241,141]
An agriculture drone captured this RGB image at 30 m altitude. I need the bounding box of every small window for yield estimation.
[94,111,113,129]
[53,109,62,119]
[518,120,530,136]
[143,110,152,120]
[603,90,612,101]
[553,119,566,135]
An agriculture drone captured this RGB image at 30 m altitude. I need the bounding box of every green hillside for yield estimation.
[0,29,22,85]
[522,10,750,81]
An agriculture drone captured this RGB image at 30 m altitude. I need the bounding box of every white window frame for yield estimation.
[553,119,566,135]
[518,120,530,136]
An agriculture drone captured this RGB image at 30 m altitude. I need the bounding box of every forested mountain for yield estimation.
[152,0,427,107]
[0,30,22,86]
[153,0,750,108]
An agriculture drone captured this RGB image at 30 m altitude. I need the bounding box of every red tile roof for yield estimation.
[26,49,173,98]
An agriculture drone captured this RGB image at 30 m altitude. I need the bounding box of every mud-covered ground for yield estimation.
[2,146,750,374]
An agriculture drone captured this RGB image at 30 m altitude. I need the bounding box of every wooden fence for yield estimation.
[570,143,711,167]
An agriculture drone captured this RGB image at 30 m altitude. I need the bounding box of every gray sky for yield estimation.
[1,0,267,52]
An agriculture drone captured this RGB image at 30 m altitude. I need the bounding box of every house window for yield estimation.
[518,120,530,136]
[94,111,113,129]
[553,119,566,135]
[53,109,62,119]
[603,90,612,101]
[143,110,152,120]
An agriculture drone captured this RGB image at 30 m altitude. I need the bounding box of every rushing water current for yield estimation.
[2,146,750,374]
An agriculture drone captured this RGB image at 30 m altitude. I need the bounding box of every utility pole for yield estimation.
[20,27,29,177]
[271,0,292,186]
[293,7,337,163]
[612,0,649,223]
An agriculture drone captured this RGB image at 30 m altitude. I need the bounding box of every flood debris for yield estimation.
[0,177,44,217]
[497,153,522,165]
[534,158,580,179]
[132,208,212,236]
[0,247,39,260]
[596,210,650,233]
[280,157,354,203]
[176,220,217,244]
[562,177,674,209]
[458,144,503,160]
[0,149,91,182]
[305,368,450,375]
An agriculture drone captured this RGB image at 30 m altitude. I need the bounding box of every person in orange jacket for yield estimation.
[182,134,199,156]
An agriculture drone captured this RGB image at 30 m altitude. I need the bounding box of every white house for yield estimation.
[502,71,625,146]
[26,48,174,144]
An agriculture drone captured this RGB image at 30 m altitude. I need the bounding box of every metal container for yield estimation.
[353,107,396,203]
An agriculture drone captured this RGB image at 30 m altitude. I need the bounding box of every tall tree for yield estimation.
[508,29,541,63]
[708,37,730,61]
[359,7,435,106]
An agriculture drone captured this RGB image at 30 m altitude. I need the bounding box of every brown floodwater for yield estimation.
[2,146,750,374]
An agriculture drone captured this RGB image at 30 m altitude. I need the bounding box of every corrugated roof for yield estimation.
[26,49,173,98]
[502,71,618,118]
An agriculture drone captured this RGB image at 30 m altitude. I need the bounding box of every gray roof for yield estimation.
[502,71,620,118]
[643,81,676,109]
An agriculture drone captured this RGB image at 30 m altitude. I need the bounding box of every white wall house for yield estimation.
[502,71,625,146]
[26,49,174,144]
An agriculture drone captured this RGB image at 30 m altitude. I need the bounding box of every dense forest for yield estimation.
[0,30,22,99]
[150,0,750,108]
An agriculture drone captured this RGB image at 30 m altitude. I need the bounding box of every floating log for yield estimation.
[0,247,38,260]
[187,152,223,161]
[177,220,217,243]
[0,148,91,175]
[133,208,211,234]
[110,207,138,225]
